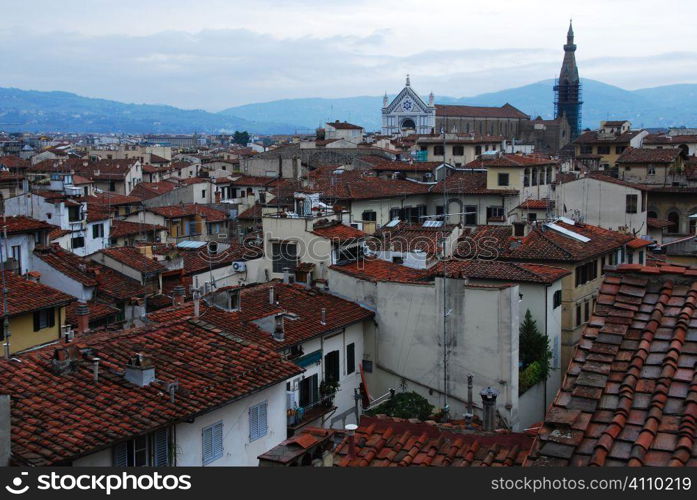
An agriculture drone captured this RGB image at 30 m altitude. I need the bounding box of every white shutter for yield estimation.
[212,422,223,460]
[113,441,128,467]
[259,402,268,438]
[152,428,169,466]
[249,405,259,441]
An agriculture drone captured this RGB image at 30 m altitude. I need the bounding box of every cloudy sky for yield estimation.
[1,0,696,110]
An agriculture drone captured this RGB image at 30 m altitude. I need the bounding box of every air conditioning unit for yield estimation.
[232,261,247,272]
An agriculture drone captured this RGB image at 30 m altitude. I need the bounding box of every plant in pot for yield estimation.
[319,379,340,407]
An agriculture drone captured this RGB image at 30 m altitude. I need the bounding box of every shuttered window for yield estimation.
[112,428,170,466]
[152,428,169,466]
[346,343,355,375]
[249,402,268,442]
[202,421,223,465]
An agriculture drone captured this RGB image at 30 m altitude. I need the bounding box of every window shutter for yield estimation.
[152,428,169,466]
[48,308,55,328]
[258,402,267,438]
[249,405,258,441]
[212,422,223,459]
[202,426,212,465]
[113,441,128,467]
[33,312,40,332]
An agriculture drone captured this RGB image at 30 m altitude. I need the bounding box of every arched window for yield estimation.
[647,210,657,219]
[401,118,416,130]
[668,211,680,233]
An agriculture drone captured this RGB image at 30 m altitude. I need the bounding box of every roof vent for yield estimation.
[124,353,156,387]
[273,314,285,342]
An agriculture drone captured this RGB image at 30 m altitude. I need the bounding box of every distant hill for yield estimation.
[221,79,697,131]
[3,79,697,135]
[0,87,296,135]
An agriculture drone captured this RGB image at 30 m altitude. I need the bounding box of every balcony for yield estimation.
[286,394,336,436]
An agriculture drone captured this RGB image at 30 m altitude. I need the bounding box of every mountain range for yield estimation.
[2,79,697,135]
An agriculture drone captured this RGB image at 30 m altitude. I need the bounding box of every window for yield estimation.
[626,194,638,214]
[648,165,656,175]
[498,173,510,186]
[109,181,116,192]
[452,145,464,156]
[576,303,582,327]
[392,256,404,265]
[545,167,552,184]
[486,206,504,221]
[584,301,590,322]
[464,205,477,225]
[475,145,482,156]
[346,343,355,375]
[113,428,170,467]
[616,146,626,154]
[11,245,21,274]
[33,308,55,331]
[575,260,598,287]
[249,402,268,442]
[433,145,444,156]
[531,168,537,186]
[580,145,593,154]
[389,207,402,221]
[272,242,298,273]
[528,212,537,222]
[201,189,206,199]
[202,421,224,464]
[71,236,85,249]
[92,223,104,239]
[299,374,318,407]
[553,290,562,309]
[524,168,530,187]
[597,145,610,154]
[324,350,340,383]
[68,206,81,222]
[667,212,680,233]
[362,210,376,222]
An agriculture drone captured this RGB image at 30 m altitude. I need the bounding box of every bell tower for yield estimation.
[554,20,582,139]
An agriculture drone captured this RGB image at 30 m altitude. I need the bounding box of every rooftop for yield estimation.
[527,266,697,466]
[435,103,529,120]
[616,147,683,164]
[0,271,75,318]
[330,258,431,284]
[99,247,167,274]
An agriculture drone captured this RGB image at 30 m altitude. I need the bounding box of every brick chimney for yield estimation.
[172,285,185,306]
[480,387,499,432]
[75,302,90,334]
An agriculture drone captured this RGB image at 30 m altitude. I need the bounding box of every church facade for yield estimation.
[381,75,436,136]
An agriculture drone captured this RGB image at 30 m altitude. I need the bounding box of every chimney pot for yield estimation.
[269,286,275,305]
[172,285,185,306]
[480,387,499,432]
[321,308,326,325]
[124,353,156,387]
[92,357,101,383]
[273,314,285,342]
[283,267,290,284]
[75,302,90,334]
[345,423,358,459]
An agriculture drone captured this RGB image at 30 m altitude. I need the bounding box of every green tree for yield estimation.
[232,131,250,146]
[519,310,551,380]
[365,391,434,420]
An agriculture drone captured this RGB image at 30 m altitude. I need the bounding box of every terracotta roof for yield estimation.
[95,267,146,301]
[430,171,518,195]
[643,134,697,145]
[0,271,75,317]
[435,103,529,119]
[99,247,167,274]
[574,130,644,145]
[149,154,169,164]
[647,218,674,229]
[87,192,142,207]
[307,172,431,201]
[465,154,558,169]
[78,159,139,180]
[527,267,697,466]
[372,222,458,258]
[65,301,120,327]
[334,415,533,466]
[326,121,363,130]
[148,281,374,351]
[129,181,178,200]
[416,134,505,145]
[237,204,263,220]
[0,155,30,169]
[0,318,302,466]
[616,148,682,164]
[0,216,54,235]
[229,175,278,187]
[33,246,98,287]
[464,222,634,263]
[627,238,652,249]
[330,258,431,284]
[430,260,570,284]
[109,220,166,239]
[517,199,550,210]
[370,161,440,172]
[311,221,367,242]
[147,203,227,222]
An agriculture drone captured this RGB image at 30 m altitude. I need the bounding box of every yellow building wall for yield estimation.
[9,307,64,354]
[486,167,523,190]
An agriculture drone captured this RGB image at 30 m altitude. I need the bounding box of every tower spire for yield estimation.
[554,20,582,140]
[406,74,410,87]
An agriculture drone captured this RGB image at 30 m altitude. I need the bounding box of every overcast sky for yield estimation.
[1,0,695,111]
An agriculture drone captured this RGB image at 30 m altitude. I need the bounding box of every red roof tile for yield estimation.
[334,415,533,466]
[147,203,227,222]
[326,121,363,130]
[65,301,120,327]
[435,103,529,119]
[431,260,570,284]
[33,246,98,287]
[517,199,550,210]
[0,216,54,235]
[99,247,167,274]
[129,181,178,200]
[109,220,166,239]
[617,148,682,164]
[527,267,697,466]
[330,258,431,284]
[466,154,558,169]
[311,220,367,242]
[0,318,302,466]
[431,171,518,195]
[0,271,75,317]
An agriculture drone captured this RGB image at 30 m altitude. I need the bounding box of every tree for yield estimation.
[519,309,551,380]
[232,131,250,146]
[365,391,434,421]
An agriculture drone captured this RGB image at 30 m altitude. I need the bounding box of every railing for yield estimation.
[287,393,336,429]
[363,388,395,412]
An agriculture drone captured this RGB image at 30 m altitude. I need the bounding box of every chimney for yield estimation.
[344,423,358,459]
[172,285,185,306]
[0,394,9,466]
[269,286,275,305]
[466,374,474,419]
[273,314,285,342]
[193,290,201,318]
[124,353,156,387]
[75,302,90,335]
[283,267,290,284]
[480,387,499,432]
[92,357,100,383]
[320,308,326,326]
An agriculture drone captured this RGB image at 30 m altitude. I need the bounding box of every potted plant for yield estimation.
[319,379,340,407]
